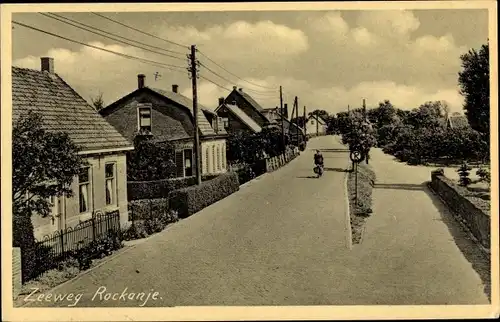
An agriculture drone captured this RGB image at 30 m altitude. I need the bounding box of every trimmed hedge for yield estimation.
[169,172,240,218]
[128,174,219,200]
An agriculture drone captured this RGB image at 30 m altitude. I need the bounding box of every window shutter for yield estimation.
[175,151,184,177]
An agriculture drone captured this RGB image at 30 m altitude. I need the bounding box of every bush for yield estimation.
[12,211,38,283]
[128,174,219,200]
[169,172,240,218]
[236,166,256,185]
[458,162,472,187]
[122,222,149,241]
[476,167,491,185]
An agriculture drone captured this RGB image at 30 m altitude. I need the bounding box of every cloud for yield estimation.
[160,20,309,63]
[356,10,421,38]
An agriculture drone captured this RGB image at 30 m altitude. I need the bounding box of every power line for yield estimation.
[41,13,186,57]
[198,75,233,92]
[196,49,278,91]
[13,21,188,74]
[92,12,189,50]
[199,62,276,97]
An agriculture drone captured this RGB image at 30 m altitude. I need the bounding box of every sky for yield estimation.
[12,9,488,115]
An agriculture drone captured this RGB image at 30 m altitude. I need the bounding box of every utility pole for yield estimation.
[280,86,285,150]
[362,98,366,118]
[189,45,202,185]
[303,105,307,138]
[295,96,299,144]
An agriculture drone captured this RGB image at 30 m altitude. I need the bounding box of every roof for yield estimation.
[448,115,470,129]
[149,87,216,136]
[12,66,133,153]
[202,109,228,136]
[224,103,262,133]
[307,114,327,125]
[230,89,271,123]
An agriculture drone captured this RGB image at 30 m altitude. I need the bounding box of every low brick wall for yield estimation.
[13,247,21,299]
[430,170,490,250]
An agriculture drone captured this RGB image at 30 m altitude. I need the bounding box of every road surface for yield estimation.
[22,136,489,307]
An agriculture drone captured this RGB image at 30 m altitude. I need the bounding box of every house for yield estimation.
[12,58,133,240]
[215,97,263,134]
[447,114,470,130]
[305,114,328,136]
[266,108,306,144]
[223,87,271,128]
[100,74,228,177]
[262,104,289,124]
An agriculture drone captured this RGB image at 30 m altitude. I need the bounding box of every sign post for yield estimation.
[350,150,364,206]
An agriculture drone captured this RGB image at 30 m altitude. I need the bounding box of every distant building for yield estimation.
[447,114,470,130]
[215,98,263,134]
[13,57,133,239]
[100,75,228,177]
[305,114,328,136]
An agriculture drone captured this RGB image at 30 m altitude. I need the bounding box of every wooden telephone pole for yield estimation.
[294,96,299,144]
[303,105,307,137]
[189,45,202,185]
[280,86,285,149]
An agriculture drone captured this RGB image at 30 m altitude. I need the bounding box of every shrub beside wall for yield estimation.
[430,170,490,250]
[128,174,219,200]
[169,172,240,218]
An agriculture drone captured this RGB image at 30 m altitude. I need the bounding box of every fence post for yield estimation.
[60,230,65,259]
[92,216,96,242]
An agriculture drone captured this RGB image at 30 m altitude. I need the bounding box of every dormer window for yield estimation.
[222,117,229,129]
[137,103,152,133]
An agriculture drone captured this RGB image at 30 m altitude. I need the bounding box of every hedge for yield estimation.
[128,174,219,200]
[169,172,240,218]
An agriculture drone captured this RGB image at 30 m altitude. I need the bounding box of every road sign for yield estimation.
[350,150,364,163]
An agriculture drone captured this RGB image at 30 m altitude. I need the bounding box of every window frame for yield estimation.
[105,162,117,207]
[78,166,92,214]
[137,104,152,133]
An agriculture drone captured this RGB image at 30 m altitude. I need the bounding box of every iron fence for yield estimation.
[33,210,121,273]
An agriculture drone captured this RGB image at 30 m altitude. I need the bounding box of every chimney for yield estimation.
[172,84,178,93]
[41,57,54,73]
[218,97,224,106]
[239,88,243,92]
[233,86,237,91]
[138,74,145,89]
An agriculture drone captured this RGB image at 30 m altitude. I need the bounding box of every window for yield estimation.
[138,105,152,132]
[78,167,91,213]
[222,145,226,169]
[184,149,193,177]
[105,163,116,206]
[222,117,229,129]
[212,146,216,172]
[205,147,210,174]
[216,146,220,171]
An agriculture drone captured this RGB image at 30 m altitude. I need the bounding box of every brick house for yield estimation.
[12,58,133,240]
[214,97,263,134]
[220,87,271,128]
[100,74,228,177]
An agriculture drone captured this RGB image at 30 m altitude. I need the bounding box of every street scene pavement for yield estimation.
[23,136,489,307]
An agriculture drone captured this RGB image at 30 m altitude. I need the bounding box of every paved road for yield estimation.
[22,136,489,307]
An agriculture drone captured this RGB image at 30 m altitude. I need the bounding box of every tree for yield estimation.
[91,91,105,111]
[13,111,84,281]
[127,134,176,181]
[308,109,329,122]
[458,42,489,134]
[13,111,85,217]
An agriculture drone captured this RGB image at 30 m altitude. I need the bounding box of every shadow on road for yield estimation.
[319,148,349,153]
[373,183,426,191]
[324,167,348,173]
[424,183,491,302]
[296,176,319,179]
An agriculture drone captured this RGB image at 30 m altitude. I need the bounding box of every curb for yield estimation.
[427,182,491,260]
[344,163,353,250]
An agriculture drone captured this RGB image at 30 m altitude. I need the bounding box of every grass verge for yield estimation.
[347,162,376,244]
